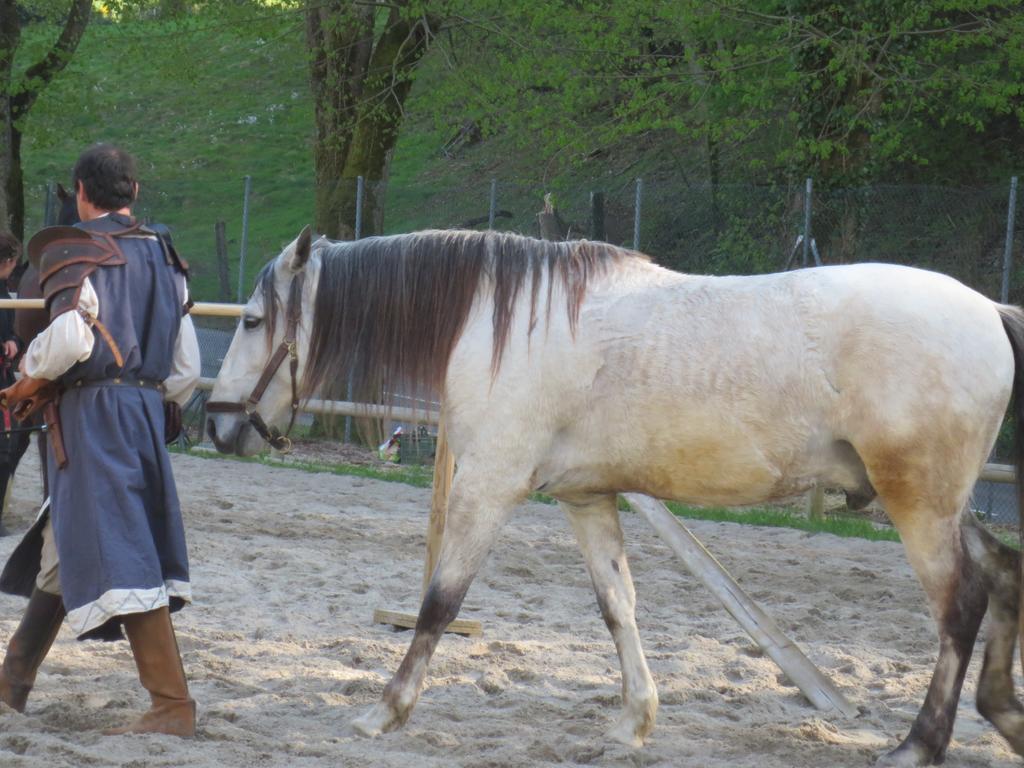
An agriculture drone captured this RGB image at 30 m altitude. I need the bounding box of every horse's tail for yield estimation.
[997,304,1024,671]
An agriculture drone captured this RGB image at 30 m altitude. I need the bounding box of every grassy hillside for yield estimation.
[21,18,316,301]
[19,16,672,302]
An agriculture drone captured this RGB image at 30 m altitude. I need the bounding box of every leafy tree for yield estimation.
[419,1,1024,186]
[305,1,438,238]
[1,0,92,239]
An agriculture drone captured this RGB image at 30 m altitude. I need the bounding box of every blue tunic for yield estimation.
[47,214,190,640]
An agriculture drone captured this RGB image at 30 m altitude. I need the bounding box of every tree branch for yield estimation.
[11,0,92,120]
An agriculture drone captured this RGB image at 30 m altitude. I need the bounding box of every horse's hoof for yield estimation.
[605,718,647,748]
[351,702,398,738]
[874,742,935,768]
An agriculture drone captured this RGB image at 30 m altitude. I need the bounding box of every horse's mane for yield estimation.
[297,229,642,403]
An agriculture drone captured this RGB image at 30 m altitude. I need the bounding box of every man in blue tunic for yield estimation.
[0,144,200,736]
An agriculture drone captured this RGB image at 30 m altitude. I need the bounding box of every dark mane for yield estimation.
[302,230,641,403]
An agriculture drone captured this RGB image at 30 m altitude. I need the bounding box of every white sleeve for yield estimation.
[23,278,97,380]
[163,314,201,405]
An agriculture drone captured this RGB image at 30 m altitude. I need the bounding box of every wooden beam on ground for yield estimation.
[623,492,858,717]
[371,608,482,638]
[374,416,482,638]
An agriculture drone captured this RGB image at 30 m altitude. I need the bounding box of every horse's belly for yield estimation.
[538,434,806,507]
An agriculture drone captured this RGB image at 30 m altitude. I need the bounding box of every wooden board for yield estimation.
[623,492,857,717]
[372,608,483,638]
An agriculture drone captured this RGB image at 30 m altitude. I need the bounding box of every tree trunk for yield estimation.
[306,2,434,239]
[4,126,23,239]
[160,0,189,18]
[0,0,20,235]
[0,0,92,239]
[305,2,435,446]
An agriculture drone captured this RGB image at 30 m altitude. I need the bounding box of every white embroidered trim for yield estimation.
[66,580,192,637]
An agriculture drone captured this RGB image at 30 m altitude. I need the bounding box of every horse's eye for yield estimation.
[243,315,262,330]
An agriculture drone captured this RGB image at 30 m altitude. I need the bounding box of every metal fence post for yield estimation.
[590,191,606,241]
[1002,176,1018,304]
[236,175,252,303]
[354,175,364,241]
[803,177,813,268]
[633,177,643,250]
[488,178,497,230]
[43,182,55,226]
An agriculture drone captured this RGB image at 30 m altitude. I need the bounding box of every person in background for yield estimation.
[0,232,28,536]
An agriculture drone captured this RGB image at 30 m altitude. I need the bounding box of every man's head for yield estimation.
[0,231,20,281]
[73,144,138,219]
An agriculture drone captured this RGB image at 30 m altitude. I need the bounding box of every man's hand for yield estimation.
[0,376,58,420]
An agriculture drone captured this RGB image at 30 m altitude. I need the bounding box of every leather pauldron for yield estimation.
[27,226,126,320]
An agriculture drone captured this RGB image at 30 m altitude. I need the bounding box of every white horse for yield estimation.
[207,226,1024,767]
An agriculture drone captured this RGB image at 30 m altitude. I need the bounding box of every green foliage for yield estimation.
[11,1,1024,297]
[417,1,1024,186]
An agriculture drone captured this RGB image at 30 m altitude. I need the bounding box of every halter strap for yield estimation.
[206,272,305,452]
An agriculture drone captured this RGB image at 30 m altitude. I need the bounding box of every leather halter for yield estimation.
[206,272,305,452]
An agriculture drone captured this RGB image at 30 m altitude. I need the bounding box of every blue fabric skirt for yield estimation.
[48,384,190,639]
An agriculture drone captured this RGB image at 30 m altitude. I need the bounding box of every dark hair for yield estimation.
[0,231,20,263]
[73,143,138,211]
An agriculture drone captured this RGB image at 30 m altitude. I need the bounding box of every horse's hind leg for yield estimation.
[870,482,987,767]
[561,494,657,747]
[352,477,517,737]
[962,515,1024,754]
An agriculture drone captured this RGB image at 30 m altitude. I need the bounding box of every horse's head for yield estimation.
[207,225,316,455]
[56,183,79,226]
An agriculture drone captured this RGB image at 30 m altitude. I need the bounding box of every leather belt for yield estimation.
[70,377,165,392]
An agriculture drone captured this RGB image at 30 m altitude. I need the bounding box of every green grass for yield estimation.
[173,443,436,487]
[663,502,902,542]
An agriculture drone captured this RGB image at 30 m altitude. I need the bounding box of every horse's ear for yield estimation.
[287,225,313,272]
[56,183,71,202]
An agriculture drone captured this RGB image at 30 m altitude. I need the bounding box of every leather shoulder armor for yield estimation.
[138,224,190,277]
[27,226,126,320]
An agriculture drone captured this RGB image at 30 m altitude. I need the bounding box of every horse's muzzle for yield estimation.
[207,414,247,455]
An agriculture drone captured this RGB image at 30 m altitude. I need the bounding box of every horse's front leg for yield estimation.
[352,477,516,737]
[562,494,658,747]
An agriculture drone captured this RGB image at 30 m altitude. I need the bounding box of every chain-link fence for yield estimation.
[21,174,1024,520]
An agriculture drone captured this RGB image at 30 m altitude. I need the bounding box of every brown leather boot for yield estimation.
[105,607,196,737]
[0,588,65,712]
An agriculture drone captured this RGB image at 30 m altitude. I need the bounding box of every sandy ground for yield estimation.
[0,444,1020,768]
